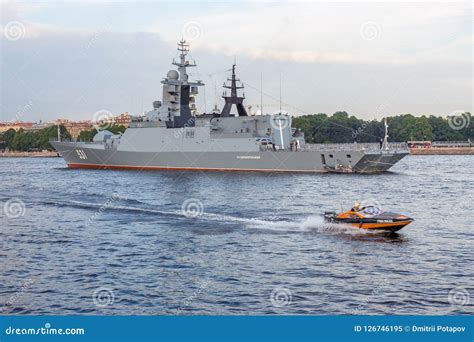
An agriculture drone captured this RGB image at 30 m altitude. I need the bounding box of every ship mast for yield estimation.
[172,39,196,82]
[382,117,389,150]
[161,39,203,128]
[221,64,248,117]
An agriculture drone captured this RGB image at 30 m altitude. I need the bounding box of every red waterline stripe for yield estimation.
[67,163,325,173]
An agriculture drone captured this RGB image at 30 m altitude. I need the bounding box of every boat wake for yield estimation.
[38,198,383,236]
[242,215,371,235]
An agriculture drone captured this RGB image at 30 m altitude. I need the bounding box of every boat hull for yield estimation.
[348,221,412,232]
[50,141,406,173]
[324,211,414,232]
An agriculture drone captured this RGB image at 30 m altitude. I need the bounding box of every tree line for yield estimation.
[292,112,472,143]
[0,113,471,151]
[0,125,71,151]
[0,125,126,151]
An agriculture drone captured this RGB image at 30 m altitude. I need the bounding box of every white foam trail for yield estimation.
[58,200,373,235]
[244,214,368,235]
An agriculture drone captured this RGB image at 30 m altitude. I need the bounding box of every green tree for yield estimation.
[0,128,17,150]
[77,128,98,142]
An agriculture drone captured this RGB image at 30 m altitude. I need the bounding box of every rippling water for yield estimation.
[0,155,473,315]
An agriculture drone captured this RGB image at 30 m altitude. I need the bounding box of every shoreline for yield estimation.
[409,147,474,155]
[0,151,60,158]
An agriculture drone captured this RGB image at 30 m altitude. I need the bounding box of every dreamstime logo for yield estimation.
[182,21,203,42]
[181,198,204,218]
[447,111,470,131]
[270,287,292,307]
[269,114,291,131]
[448,287,470,307]
[92,287,115,307]
[3,198,26,219]
[3,21,26,41]
[360,21,382,41]
[92,110,114,130]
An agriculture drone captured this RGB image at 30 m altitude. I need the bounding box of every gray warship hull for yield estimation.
[51,141,407,173]
[51,40,409,174]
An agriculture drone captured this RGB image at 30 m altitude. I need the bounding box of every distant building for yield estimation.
[114,112,131,127]
[0,122,35,133]
[96,112,130,128]
[55,119,93,139]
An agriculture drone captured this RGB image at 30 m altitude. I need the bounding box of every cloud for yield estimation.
[0,1,471,121]
[148,2,472,65]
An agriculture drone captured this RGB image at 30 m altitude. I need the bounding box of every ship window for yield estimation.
[329,154,333,158]
[346,154,351,158]
[185,130,195,138]
[321,154,326,165]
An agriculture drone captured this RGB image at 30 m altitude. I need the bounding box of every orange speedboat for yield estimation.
[324,206,413,232]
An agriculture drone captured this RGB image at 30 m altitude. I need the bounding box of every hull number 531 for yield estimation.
[76,149,88,160]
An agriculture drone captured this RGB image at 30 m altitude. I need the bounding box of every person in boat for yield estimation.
[351,202,361,212]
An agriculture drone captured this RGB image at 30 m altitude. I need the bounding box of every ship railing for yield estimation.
[49,138,99,145]
[431,141,472,148]
[302,142,408,153]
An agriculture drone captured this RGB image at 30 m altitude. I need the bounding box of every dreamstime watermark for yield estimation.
[1,279,34,313]
[4,323,85,336]
[181,198,204,218]
[270,287,292,307]
[3,198,26,219]
[447,111,470,131]
[352,122,368,140]
[352,277,388,314]
[182,21,203,42]
[92,109,114,130]
[84,23,112,51]
[173,117,196,138]
[359,198,383,212]
[3,21,26,41]
[86,193,121,225]
[92,287,115,307]
[174,279,212,315]
[448,287,470,307]
[269,113,291,131]
[11,100,34,123]
[360,21,382,41]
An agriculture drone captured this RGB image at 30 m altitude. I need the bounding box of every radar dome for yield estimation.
[166,70,179,80]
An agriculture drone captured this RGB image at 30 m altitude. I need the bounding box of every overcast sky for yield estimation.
[0,0,472,122]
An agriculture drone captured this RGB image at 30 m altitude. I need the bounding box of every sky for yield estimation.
[0,0,472,122]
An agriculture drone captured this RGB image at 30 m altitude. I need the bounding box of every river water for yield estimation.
[0,155,472,315]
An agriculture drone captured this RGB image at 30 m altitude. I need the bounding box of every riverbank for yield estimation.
[410,147,474,155]
[0,151,60,158]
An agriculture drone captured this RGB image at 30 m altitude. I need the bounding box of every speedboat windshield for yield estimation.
[359,206,382,216]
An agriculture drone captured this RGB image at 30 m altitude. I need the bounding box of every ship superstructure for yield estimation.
[51,40,408,173]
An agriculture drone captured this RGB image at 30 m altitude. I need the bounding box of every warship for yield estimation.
[51,40,408,173]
